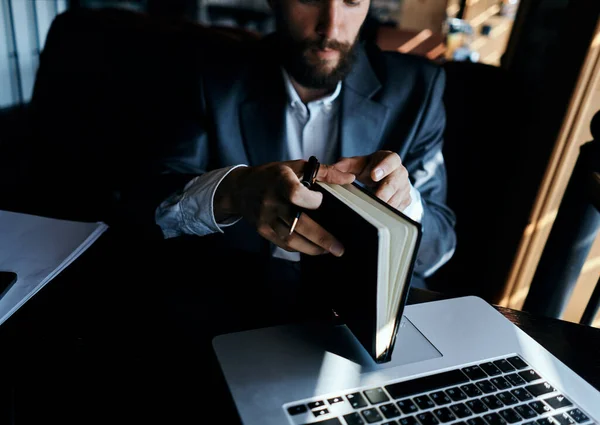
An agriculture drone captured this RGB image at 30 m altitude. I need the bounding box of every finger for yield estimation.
[371,151,402,182]
[374,168,409,204]
[287,183,323,211]
[374,177,397,204]
[316,163,356,185]
[273,218,329,256]
[276,165,323,210]
[332,156,367,175]
[388,189,412,211]
[291,213,345,257]
[257,222,285,248]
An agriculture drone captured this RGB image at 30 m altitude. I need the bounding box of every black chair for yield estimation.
[1,7,257,228]
[205,5,273,34]
[425,60,537,304]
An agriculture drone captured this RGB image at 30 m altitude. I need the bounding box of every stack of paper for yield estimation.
[0,209,108,326]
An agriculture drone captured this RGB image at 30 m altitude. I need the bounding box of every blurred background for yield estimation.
[0,0,521,108]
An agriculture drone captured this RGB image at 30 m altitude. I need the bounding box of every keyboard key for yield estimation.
[328,396,344,405]
[302,418,341,425]
[461,383,483,398]
[343,412,365,425]
[399,416,420,425]
[496,391,519,406]
[467,418,487,425]
[482,395,504,410]
[288,404,308,415]
[447,387,468,401]
[347,392,368,409]
[483,412,508,425]
[515,404,538,419]
[380,403,401,419]
[519,370,542,383]
[361,407,383,423]
[529,401,552,415]
[431,391,452,405]
[383,422,398,425]
[505,373,527,386]
[414,395,435,410]
[554,413,576,425]
[491,377,512,390]
[450,403,473,418]
[537,418,554,425]
[544,395,573,409]
[567,409,590,423]
[511,388,534,402]
[417,411,440,425]
[466,399,489,414]
[480,362,503,377]
[386,370,469,400]
[499,408,522,423]
[397,399,419,414]
[476,380,497,394]
[364,388,389,404]
[433,407,456,423]
[308,401,326,409]
[462,366,488,380]
[507,356,529,370]
[526,382,556,397]
[493,359,516,373]
[312,408,329,418]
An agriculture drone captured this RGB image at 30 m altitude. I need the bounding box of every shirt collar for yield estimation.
[281,67,342,109]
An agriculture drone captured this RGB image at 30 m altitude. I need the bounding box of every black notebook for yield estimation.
[302,181,422,363]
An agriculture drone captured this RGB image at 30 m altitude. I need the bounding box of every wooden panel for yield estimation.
[376,26,446,60]
[398,0,448,32]
[500,20,600,310]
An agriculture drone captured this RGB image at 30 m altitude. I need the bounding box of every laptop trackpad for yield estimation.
[325,316,442,372]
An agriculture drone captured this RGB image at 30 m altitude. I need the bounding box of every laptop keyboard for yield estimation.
[283,355,596,425]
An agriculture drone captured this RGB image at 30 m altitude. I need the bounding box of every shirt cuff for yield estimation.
[402,183,424,223]
[155,165,246,238]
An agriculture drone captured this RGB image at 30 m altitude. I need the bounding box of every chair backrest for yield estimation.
[425,60,536,304]
[18,7,256,222]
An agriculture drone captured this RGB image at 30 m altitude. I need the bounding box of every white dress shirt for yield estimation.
[155,69,424,262]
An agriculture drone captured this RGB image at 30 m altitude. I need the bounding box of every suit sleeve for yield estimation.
[405,67,457,278]
[109,74,213,238]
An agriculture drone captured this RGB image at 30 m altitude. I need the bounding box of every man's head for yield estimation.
[269,0,370,90]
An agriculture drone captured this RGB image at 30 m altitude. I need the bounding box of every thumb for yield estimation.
[317,163,356,185]
[332,156,365,175]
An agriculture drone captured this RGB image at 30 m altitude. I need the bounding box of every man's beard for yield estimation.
[276,32,359,90]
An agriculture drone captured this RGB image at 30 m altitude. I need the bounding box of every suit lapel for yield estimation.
[239,51,288,166]
[340,43,389,158]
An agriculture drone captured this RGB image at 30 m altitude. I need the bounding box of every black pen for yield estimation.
[289,156,320,235]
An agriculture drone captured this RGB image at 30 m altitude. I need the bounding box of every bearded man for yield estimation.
[153,0,456,310]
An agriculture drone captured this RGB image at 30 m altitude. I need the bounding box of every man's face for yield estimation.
[271,0,370,90]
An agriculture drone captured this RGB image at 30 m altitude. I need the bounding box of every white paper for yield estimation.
[0,210,108,326]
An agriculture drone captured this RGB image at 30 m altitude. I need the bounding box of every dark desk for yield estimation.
[1,230,599,424]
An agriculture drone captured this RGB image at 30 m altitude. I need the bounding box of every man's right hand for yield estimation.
[214,160,355,257]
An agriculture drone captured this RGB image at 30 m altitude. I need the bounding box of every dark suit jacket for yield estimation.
[159,35,457,282]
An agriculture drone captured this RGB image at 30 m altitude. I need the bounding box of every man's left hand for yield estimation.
[333,150,412,210]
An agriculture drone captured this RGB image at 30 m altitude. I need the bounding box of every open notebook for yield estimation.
[0,209,108,326]
[303,181,422,363]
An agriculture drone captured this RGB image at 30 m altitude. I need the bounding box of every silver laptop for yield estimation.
[212,295,600,425]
